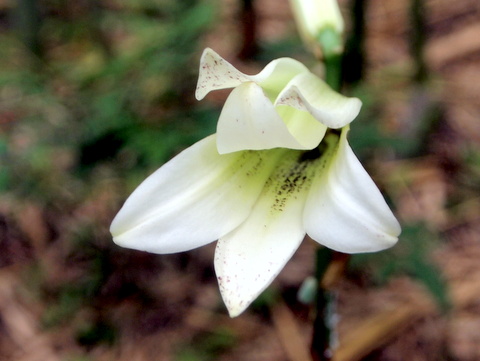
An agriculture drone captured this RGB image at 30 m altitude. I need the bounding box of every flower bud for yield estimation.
[289,0,344,56]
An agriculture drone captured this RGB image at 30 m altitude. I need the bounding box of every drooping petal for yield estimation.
[216,82,317,154]
[195,48,309,102]
[215,151,316,317]
[276,72,362,129]
[303,128,401,253]
[111,135,283,254]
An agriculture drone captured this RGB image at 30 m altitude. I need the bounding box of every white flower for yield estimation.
[110,48,401,317]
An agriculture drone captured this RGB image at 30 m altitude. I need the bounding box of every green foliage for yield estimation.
[0,136,9,191]
[459,144,480,193]
[250,287,279,314]
[175,327,237,361]
[2,0,218,351]
[76,320,117,347]
[42,284,88,327]
[348,69,444,161]
[2,0,219,200]
[350,223,450,312]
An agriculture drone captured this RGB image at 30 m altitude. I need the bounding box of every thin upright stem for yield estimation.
[311,248,333,361]
[310,16,348,359]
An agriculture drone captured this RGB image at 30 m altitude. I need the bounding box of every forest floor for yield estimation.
[1,0,480,360]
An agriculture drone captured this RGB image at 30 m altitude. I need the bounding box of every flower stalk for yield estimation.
[294,1,357,360]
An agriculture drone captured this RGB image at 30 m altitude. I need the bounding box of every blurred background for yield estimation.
[1,0,480,360]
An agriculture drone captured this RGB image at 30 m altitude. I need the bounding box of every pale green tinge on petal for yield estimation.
[195,48,252,100]
[111,135,281,254]
[303,128,401,253]
[215,151,314,317]
[276,72,362,129]
[275,104,327,150]
[216,82,318,154]
[250,58,309,102]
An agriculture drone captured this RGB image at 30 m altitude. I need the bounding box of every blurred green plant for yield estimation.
[2,0,217,199]
[350,223,450,312]
[175,327,237,361]
[2,0,220,353]
[76,319,117,348]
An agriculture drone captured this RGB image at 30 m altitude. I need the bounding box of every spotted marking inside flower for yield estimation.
[254,139,332,219]
[196,49,252,100]
[276,87,307,111]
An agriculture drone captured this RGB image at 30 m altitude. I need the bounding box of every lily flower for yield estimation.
[110,49,401,317]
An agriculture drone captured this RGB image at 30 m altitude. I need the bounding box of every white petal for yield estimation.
[195,47,309,102]
[195,48,252,100]
[303,128,401,253]
[111,135,281,254]
[215,151,314,317]
[216,82,312,154]
[250,57,309,101]
[275,104,327,150]
[276,72,362,129]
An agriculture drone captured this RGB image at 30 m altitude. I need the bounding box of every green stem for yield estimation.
[343,0,367,86]
[310,22,346,361]
[410,0,427,83]
[311,248,334,361]
[14,0,43,60]
[324,54,343,92]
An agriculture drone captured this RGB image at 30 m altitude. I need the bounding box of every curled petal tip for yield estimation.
[276,73,362,129]
[196,48,251,101]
